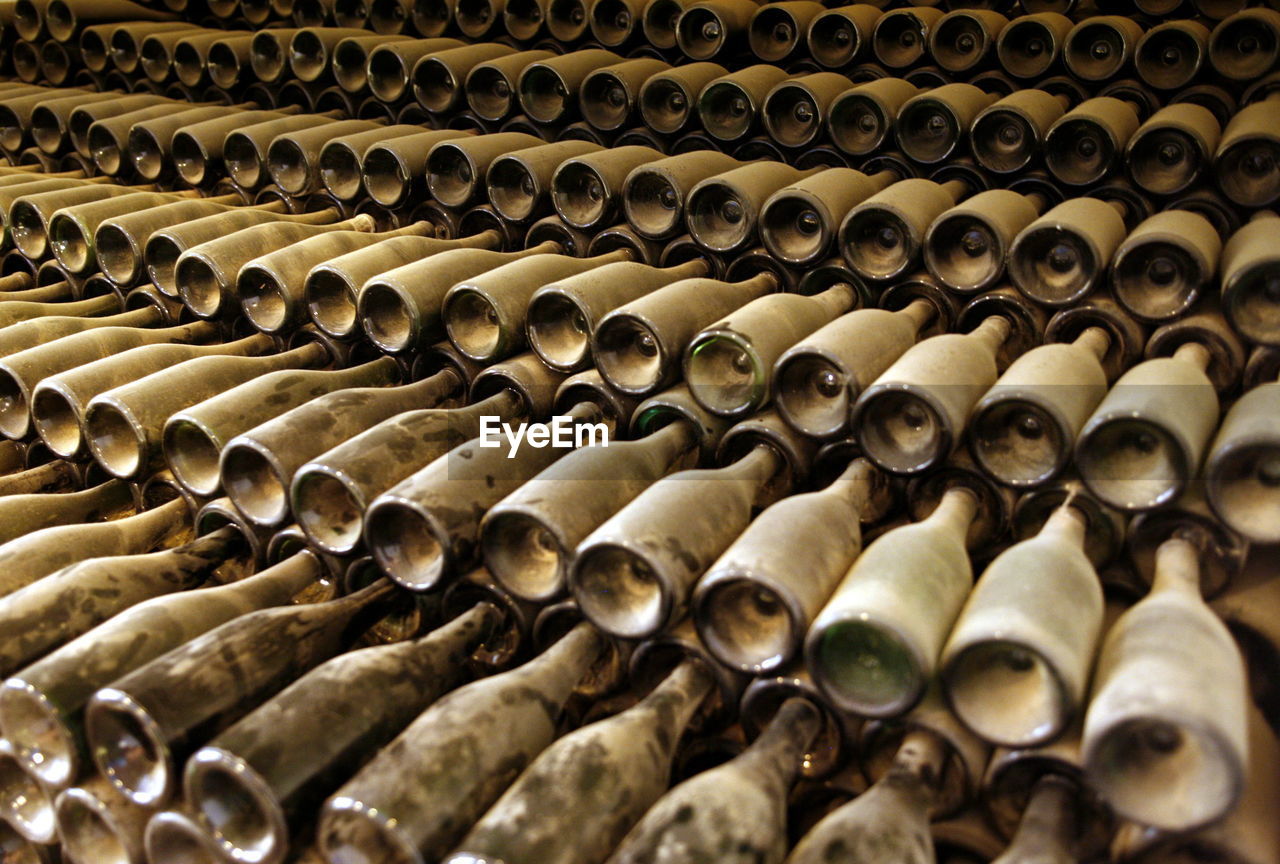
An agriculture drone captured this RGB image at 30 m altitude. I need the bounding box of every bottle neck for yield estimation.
[120,498,192,548]
[968,315,1011,355]
[225,550,326,605]
[281,207,344,225]
[991,776,1078,864]
[381,220,437,239]
[453,229,503,251]
[737,697,823,785]
[526,620,608,691]
[719,443,783,497]
[458,388,525,424]
[737,271,779,295]
[889,728,948,792]
[1039,504,1088,551]
[156,320,221,343]
[640,418,700,471]
[197,331,276,358]
[399,368,464,407]
[636,658,714,732]
[811,283,857,318]
[1072,326,1110,362]
[1151,537,1204,599]
[334,213,378,233]
[1172,340,1212,373]
[940,178,970,203]
[662,258,712,280]
[925,487,979,540]
[868,170,897,193]
[828,458,890,523]
[268,341,333,369]
[897,298,936,336]
[588,248,639,267]
[167,525,252,588]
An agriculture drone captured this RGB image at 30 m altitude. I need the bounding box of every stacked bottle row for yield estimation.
[13,0,1280,89]
[0,297,1274,864]
[7,19,1280,198]
[0,0,1276,857]
[0,141,1276,542]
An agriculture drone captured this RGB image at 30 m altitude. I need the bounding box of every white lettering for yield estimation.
[477,417,611,458]
[502,421,526,458]
[551,415,573,447]
[576,423,608,448]
[479,416,501,448]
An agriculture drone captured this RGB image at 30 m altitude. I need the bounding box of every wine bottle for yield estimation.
[774,300,935,440]
[442,250,634,364]
[806,486,979,717]
[482,387,722,604]
[787,686,987,864]
[145,207,344,299]
[306,231,502,340]
[445,658,714,864]
[317,621,615,864]
[163,357,402,499]
[290,386,528,555]
[0,525,249,680]
[850,315,1010,476]
[218,368,464,529]
[84,578,400,808]
[31,331,276,461]
[358,242,560,356]
[0,497,191,600]
[173,213,375,320]
[184,602,500,864]
[685,283,855,418]
[0,551,328,790]
[572,412,809,640]
[0,318,217,440]
[694,458,891,675]
[967,327,1110,489]
[1082,537,1248,832]
[527,258,710,373]
[0,479,135,548]
[592,272,776,396]
[237,222,436,334]
[83,341,333,479]
[940,504,1104,747]
[608,697,822,864]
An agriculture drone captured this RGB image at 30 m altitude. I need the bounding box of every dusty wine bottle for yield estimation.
[445,657,714,864]
[850,315,1010,476]
[183,603,499,864]
[939,503,1105,747]
[84,578,399,808]
[163,357,402,499]
[217,367,465,529]
[1082,537,1248,832]
[805,483,984,717]
[0,525,249,681]
[317,621,618,864]
[571,411,811,640]
[684,283,855,417]
[693,458,891,674]
[83,341,334,479]
[592,272,777,396]
[773,300,938,439]
[609,696,822,864]
[0,550,328,791]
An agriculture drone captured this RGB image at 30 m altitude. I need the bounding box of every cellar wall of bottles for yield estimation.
[0,0,1276,861]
